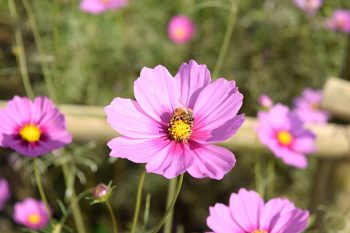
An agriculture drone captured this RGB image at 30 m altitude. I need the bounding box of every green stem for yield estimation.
[149,174,184,233]
[21,0,57,102]
[212,3,237,78]
[33,159,53,224]
[106,201,118,233]
[267,158,275,199]
[254,154,264,198]
[7,0,35,99]
[164,178,178,233]
[131,171,146,233]
[62,163,87,233]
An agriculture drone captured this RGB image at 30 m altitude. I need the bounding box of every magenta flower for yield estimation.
[293,0,322,15]
[0,96,72,157]
[293,88,329,124]
[14,198,50,230]
[257,104,315,168]
[207,188,309,233]
[168,15,196,44]
[80,0,128,14]
[326,10,350,33]
[258,94,273,109]
[0,178,10,210]
[106,60,244,179]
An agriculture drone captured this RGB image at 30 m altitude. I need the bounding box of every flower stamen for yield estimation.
[252,230,268,233]
[27,213,41,225]
[19,124,41,143]
[168,107,194,142]
[277,130,293,146]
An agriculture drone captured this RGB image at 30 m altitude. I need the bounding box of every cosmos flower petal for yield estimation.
[279,148,308,169]
[193,78,243,136]
[267,200,309,233]
[229,189,264,232]
[292,137,316,154]
[191,114,244,143]
[207,203,244,233]
[134,65,179,123]
[259,198,295,231]
[107,137,170,163]
[174,60,211,108]
[145,142,193,179]
[5,96,32,125]
[187,144,236,180]
[105,98,164,139]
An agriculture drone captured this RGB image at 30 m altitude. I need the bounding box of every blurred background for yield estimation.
[1,0,350,232]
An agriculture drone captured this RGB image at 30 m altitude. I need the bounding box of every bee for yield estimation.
[173,106,194,123]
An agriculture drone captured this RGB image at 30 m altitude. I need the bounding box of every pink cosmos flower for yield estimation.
[168,15,196,44]
[293,0,322,15]
[0,178,10,210]
[257,104,315,168]
[207,188,309,233]
[80,0,128,14]
[13,198,50,230]
[258,94,273,109]
[105,60,244,179]
[293,88,329,124]
[0,96,72,157]
[326,10,350,33]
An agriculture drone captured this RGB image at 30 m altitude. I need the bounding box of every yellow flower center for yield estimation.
[277,130,293,146]
[19,124,41,143]
[174,27,186,39]
[27,213,41,225]
[100,0,110,4]
[252,230,268,233]
[168,107,194,142]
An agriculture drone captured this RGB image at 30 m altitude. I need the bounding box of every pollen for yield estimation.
[174,27,186,39]
[27,213,41,225]
[19,124,41,143]
[277,130,293,146]
[168,107,194,142]
[251,230,268,233]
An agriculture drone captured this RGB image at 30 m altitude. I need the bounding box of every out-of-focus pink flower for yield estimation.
[326,10,350,33]
[80,0,128,14]
[294,0,322,15]
[168,15,196,44]
[0,178,10,210]
[105,60,244,179]
[13,198,50,230]
[258,94,273,109]
[293,88,329,124]
[0,96,72,157]
[257,104,316,168]
[207,188,309,233]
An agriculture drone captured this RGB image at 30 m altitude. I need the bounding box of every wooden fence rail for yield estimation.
[1,101,350,159]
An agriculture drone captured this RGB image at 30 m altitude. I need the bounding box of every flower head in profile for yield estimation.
[293,88,329,124]
[13,198,50,230]
[0,178,10,211]
[326,10,350,33]
[294,0,322,15]
[257,104,315,168]
[207,188,309,233]
[80,0,128,14]
[0,96,72,157]
[168,15,196,44]
[258,94,273,109]
[106,60,244,179]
